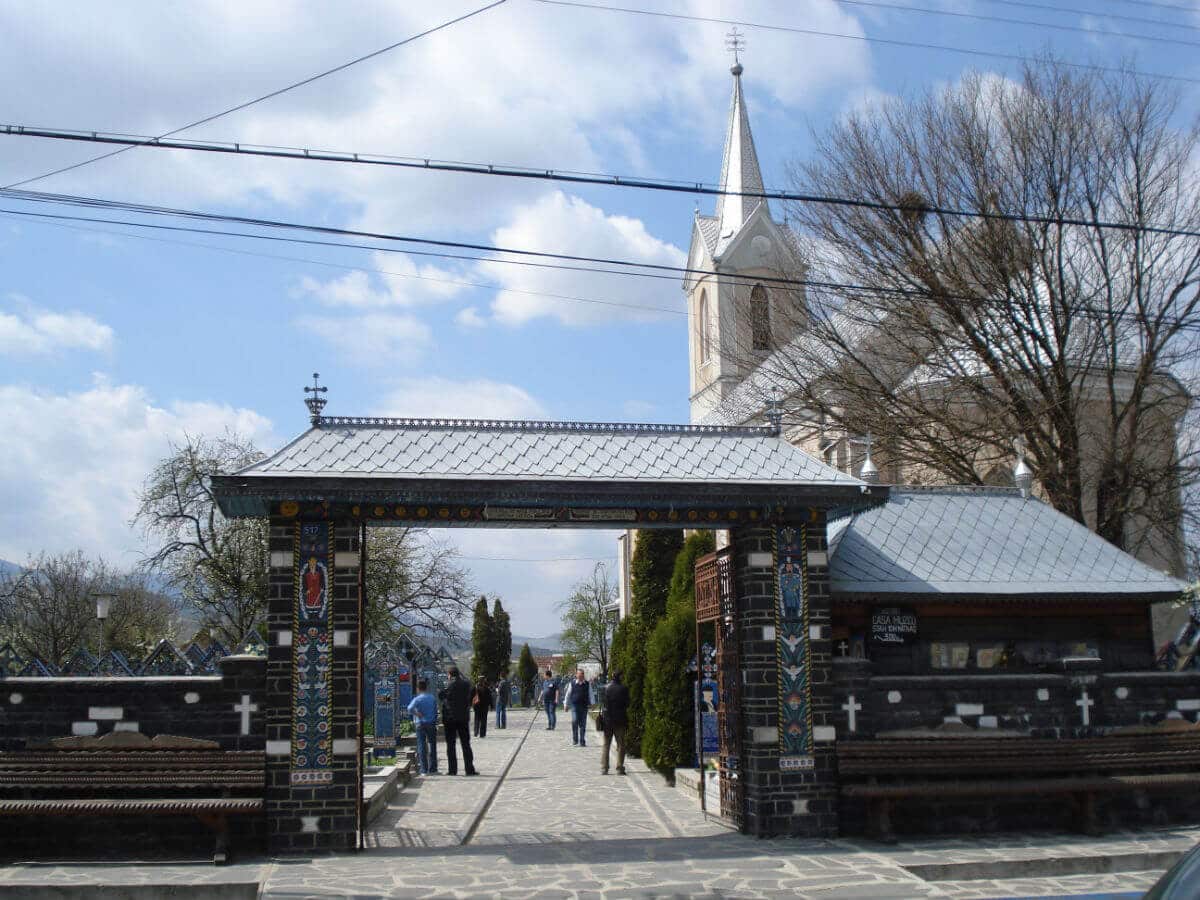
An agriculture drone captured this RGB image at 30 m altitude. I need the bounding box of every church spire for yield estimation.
[717,29,767,241]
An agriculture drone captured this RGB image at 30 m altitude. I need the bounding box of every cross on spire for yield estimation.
[304,372,328,424]
[725,27,745,72]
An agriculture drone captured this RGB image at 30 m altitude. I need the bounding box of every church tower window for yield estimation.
[698,288,711,363]
[751,284,771,351]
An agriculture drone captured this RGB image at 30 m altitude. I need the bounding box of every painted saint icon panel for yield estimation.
[291,521,334,785]
[776,525,814,765]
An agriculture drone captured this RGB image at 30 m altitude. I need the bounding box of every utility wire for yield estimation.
[4,199,1199,336]
[0,210,688,317]
[834,0,1200,48]
[1107,0,1198,13]
[984,0,1200,34]
[5,131,1200,241]
[531,0,1200,86]
[1,0,507,191]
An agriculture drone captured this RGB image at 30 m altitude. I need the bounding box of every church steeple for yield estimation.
[716,39,767,242]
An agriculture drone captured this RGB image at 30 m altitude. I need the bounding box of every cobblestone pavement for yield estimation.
[2,706,1197,898]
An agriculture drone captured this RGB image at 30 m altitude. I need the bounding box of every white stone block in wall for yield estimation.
[792,799,810,815]
[184,692,200,704]
[1115,687,1130,700]
[955,703,984,717]
[978,716,998,729]
[276,631,292,647]
[113,722,139,732]
[89,706,122,720]
[332,739,357,755]
[269,551,291,569]
[809,625,823,641]
[1037,689,1050,701]
[265,741,291,756]
[747,551,773,568]
[1177,699,1200,711]
[71,721,98,736]
[807,551,828,567]
[8,693,22,705]
[887,691,902,704]
[751,726,776,744]
[943,716,963,725]
[333,630,351,647]
[301,816,320,833]
[813,725,837,742]
[1167,711,1185,720]
[762,625,776,641]
[334,552,359,569]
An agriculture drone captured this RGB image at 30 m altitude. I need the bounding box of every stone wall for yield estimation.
[0,654,266,751]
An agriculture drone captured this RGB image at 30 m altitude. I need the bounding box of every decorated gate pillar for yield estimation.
[264,514,363,852]
[730,513,837,837]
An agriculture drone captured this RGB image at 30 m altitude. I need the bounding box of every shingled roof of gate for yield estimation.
[828,486,1186,596]
[235,417,863,485]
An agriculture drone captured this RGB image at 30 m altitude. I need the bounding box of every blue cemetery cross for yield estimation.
[396,661,413,720]
[373,680,396,759]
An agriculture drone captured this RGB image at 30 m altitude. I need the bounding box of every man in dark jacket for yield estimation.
[566,668,591,747]
[602,670,630,775]
[439,666,477,776]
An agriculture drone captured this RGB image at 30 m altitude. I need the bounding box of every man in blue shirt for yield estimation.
[407,678,439,775]
[539,670,559,730]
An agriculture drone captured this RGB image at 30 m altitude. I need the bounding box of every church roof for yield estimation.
[695,214,720,258]
[229,417,861,486]
[828,486,1186,598]
[716,64,767,243]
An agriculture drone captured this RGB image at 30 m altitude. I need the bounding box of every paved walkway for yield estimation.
[2,707,1197,897]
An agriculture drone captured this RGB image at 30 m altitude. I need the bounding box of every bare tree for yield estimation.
[0,552,177,666]
[364,528,475,642]
[723,58,1199,570]
[134,434,267,645]
[557,563,616,678]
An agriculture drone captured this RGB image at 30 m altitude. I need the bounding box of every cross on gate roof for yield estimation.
[212,415,875,521]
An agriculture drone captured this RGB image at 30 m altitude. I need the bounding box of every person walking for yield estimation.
[539,669,559,730]
[472,675,493,738]
[602,670,630,775]
[495,671,510,730]
[566,668,591,747]
[439,666,478,776]
[406,678,438,775]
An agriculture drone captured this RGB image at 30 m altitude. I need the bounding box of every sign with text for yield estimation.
[871,607,918,645]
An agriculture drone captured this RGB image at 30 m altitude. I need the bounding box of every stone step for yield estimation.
[904,849,1183,882]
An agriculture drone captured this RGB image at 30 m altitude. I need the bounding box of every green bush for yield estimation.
[610,613,648,757]
[643,607,697,775]
[666,532,716,618]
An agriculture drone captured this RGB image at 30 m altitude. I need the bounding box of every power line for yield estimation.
[6,130,1200,241]
[984,0,1200,34]
[836,0,1200,48]
[1,0,508,191]
[0,211,688,317]
[4,197,1199,337]
[1107,0,1199,14]
[531,0,1200,86]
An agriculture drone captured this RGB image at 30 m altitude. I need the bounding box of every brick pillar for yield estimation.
[731,515,837,837]
[265,517,362,852]
[217,653,267,751]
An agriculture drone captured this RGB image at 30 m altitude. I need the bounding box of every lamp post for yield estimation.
[94,592,115,665]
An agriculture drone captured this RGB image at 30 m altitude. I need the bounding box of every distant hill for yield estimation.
[0,559,21,578]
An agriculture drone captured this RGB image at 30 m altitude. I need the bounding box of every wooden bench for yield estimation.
[0,738,265,863]
[837,730,1200,842]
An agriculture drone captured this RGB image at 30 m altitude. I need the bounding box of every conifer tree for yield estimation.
[491,598,512,676]
[517,643,538,705]
[469,596,494,680]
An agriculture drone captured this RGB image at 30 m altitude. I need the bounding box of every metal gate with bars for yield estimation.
[695,546,742,828]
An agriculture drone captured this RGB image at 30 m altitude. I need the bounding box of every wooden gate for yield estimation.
[695,546,742,828]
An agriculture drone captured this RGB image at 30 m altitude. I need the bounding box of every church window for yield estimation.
[751,284,770,351]
[698,289,711,363]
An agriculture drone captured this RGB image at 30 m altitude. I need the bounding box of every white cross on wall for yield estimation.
[1076,688,1095,727]
[234,694,258,736]
[842,694,862,732]
[838,641,849,657]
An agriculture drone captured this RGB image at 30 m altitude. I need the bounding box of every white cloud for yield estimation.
[296,253,467,309]
[374,376,546,420]
[482,191,687,326]
[455,306,487,328]
[0,378,275,567]
[0,296,114,355]
[295,312,432,364]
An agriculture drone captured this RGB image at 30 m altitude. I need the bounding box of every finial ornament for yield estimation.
[851,432,879,483]
[304,372,328,425]
[1012,436,1034,498]
[765,386,783,434]
[725,26,745,75]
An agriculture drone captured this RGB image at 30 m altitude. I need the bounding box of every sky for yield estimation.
[1,0,1199,637]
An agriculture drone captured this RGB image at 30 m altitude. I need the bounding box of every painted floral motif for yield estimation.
[291,522,334,786]
[776,526,814,763]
